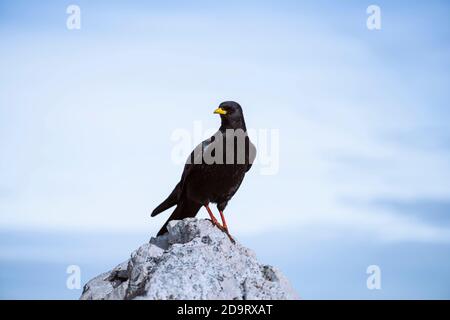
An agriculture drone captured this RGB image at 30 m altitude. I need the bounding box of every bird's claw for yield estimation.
[207,219,236,244]
[225,232,236,244]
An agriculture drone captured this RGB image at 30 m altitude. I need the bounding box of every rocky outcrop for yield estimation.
[80,218,298,300]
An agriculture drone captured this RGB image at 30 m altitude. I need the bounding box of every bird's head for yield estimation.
[213,101,246,130]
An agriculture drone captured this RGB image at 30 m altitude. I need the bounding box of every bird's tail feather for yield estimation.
[156,198,202,236]
[151,182,181,217]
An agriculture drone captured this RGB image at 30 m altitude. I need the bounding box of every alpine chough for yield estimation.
[151,101,256,241]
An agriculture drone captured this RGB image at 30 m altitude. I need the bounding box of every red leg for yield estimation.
[204,204,222,229]
[219,211,235,243]
[204,205,235,243]
[219,211,228,232]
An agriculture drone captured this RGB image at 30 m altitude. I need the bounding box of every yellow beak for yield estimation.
[213,107,227,115]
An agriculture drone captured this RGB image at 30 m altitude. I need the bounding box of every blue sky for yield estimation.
[1,0,450,299]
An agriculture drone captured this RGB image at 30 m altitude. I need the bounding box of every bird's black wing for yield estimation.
[180,135,214,182]
[156,195,202,236]
[151,136,213,217]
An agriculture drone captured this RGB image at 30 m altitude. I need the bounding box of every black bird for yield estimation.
[151,101,256,240]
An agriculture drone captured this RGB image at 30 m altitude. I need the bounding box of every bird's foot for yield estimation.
[204,205,235,244]
[217,210,234,243]
[207,218,225,231]
[224,230,236,244]
[206,219,236,244]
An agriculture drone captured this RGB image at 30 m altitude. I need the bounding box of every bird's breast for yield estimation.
[185,163,247,203]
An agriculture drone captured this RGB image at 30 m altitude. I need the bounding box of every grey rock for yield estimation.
[80,218,299,300]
